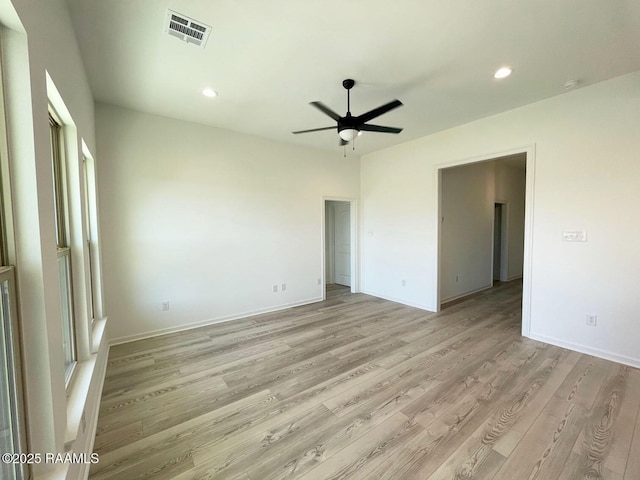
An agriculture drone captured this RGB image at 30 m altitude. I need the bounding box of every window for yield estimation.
[49,113,77,382]
[0,268,26,480]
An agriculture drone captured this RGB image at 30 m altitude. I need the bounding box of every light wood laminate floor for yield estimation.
[90,281,640,479]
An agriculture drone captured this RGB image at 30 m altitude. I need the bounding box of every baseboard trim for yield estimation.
[360,289,435,312]
[109,297,323,346]
[528,332,640,369]
[441,283,493,305]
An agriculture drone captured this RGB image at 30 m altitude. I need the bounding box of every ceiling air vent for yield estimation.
[164,10,211,48]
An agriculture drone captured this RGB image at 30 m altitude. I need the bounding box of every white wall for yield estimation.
[440,161,495,301]
[361,70,640,367]
[495,160,526,280]
[0,1,107,479]
[96,103,360,342]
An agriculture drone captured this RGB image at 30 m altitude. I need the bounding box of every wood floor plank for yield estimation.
[559,364,632,479]
[93,420,143,455]
[192,404,337,480]
[187,358,431,477]
[490,350,587,459]
[92,389,277,474]
[89,281,640,480]
[186,361,395,470]
[97,373,228,433]
[295,411,418,480]
[409,341,562,479]
[604,367,640,475]
[490,394,586,480]
[177,342,291,377]
[386,346,573,479]
[625,405,640,479]
[91,444,194,480]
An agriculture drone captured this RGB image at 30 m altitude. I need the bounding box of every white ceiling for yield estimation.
[65,0,640,155]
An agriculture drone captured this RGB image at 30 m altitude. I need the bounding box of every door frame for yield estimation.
[435,144,535,338]
[322,197,359,299]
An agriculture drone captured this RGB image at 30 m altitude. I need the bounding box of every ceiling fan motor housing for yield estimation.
[338,111,360,141]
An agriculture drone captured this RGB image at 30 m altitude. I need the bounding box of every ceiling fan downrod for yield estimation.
[343,78,355,115]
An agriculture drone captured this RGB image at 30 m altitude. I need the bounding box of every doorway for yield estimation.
[324,199,357,297]
[437,148,532,336]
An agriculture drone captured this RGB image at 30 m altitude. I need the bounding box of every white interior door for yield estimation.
[334,203,351,287]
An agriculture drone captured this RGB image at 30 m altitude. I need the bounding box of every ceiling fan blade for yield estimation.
[310,101,341,121]
[359,124,403,134]
[356,99,403,124]
[292,126,336,134]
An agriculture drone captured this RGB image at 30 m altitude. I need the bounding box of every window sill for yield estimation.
[91,316,107,354]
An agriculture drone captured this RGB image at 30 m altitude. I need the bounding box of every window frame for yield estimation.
[82,155,96,323]
[49,113,68,248]
[49,111,77,385]
[0,45,28,480]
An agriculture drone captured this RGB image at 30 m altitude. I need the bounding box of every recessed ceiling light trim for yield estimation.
[164,10,211,48]
[202,88,218,98]
[494,66,513,79]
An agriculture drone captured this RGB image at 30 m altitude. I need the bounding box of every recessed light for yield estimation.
[494,67,512,79]
[202,88,218,98]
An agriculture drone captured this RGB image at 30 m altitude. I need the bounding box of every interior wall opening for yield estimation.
[324,199,356,298]
[438,152,528,310]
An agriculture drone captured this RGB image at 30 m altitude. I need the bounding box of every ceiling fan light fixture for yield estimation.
[338,128,359,141]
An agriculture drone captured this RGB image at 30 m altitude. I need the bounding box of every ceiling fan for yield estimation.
[293,79,403,145]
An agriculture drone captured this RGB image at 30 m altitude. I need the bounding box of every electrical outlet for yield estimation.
[161,301,170,311]
[272,284,278,293]
[455,274,459,283]
[401,279,406,287]
[586,314,597,326]
[281,283,287,291]
[317,278,321,285]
